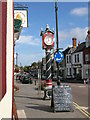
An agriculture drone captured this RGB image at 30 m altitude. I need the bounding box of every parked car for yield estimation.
[53,75,57,81]
[22,76,30,84]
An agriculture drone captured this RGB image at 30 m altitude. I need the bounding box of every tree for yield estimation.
[24,66,28,72]
[20,66,23,70]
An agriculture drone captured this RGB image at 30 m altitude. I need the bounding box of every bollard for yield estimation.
[84,80,86,84]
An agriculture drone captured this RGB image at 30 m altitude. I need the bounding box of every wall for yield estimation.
[0,0,14,119]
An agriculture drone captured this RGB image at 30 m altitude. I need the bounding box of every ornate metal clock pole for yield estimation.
[40,24,54,99]
[46,49,51,82]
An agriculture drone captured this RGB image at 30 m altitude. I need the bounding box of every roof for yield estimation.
[73,42,86,53]
[63,47,71,55]
[62,47,71,58]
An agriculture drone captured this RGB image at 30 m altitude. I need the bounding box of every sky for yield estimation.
[14,2,88,66]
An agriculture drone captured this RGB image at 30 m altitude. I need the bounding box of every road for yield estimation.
[64,83,88,108]
[14,78,90,119]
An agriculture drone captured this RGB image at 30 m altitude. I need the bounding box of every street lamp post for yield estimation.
[55,0,61,85]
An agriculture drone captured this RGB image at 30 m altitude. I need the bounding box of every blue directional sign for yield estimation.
[54,50,64,62]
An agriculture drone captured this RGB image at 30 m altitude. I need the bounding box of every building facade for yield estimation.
[83,29,90,79]
[65,30,90,80]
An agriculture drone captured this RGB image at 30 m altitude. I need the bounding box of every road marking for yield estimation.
[73,102,90,118]
[17,110,27,119]
[80,107,88,110]
[78,86,86,88]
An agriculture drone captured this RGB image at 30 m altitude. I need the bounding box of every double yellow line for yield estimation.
[73,102,90,118]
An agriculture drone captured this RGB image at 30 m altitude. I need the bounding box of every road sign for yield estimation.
[51,85,74,112]
[54,50,64,62]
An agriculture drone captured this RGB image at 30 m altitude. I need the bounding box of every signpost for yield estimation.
[52,85,74,112]
[14,9,28,28]
[51,0,74,113]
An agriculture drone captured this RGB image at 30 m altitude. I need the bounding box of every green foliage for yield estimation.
[15,67,19,73]
[24,66,28,72]
[31,62,37,67]
[20,66,23,70]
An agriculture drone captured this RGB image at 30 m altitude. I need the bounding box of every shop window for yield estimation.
[85,69,90,75]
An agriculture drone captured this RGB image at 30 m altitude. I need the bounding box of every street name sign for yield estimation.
[54,50,64,62]
[52,85,74,112]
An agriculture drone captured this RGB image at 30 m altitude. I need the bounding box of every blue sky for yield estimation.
[14,2,88,66]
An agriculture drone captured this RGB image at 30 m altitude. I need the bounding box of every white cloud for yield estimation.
[16,35,41,46]
[17,52,44,66]
[59,27,88,42]
[14,54,16,59]
[70,27,88,41]
[70,7,88,16]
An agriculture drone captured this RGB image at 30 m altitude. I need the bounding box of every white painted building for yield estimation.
[66,37,77,79]
[83,29,90,80]
[72,50,84,79]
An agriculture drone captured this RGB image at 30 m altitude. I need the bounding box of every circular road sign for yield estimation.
[54,50,64,62]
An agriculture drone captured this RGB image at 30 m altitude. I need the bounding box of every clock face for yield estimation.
[44,35,53,46]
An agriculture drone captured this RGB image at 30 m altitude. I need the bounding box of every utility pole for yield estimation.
[55,0,60,85]
[55,0,59,49]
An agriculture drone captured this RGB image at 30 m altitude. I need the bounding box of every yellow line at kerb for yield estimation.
[73,102,90,118]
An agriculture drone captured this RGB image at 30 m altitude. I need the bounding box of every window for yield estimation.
[67,56,68,63]
[70,68,71,75]
[85,69,90,75]
[69,56,71,63]
[67,68,68,75]
[75,55,76,63]
[77,54,79,62]
[85,54,90,62]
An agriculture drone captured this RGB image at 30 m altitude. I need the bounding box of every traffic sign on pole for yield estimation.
[54,50,64,62]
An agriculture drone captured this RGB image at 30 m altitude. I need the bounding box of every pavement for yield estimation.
[14,80,89,119]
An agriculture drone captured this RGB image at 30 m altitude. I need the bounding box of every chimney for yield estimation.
[87,29,90,35]
[72,37,77,48]
[86,29,90,47]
